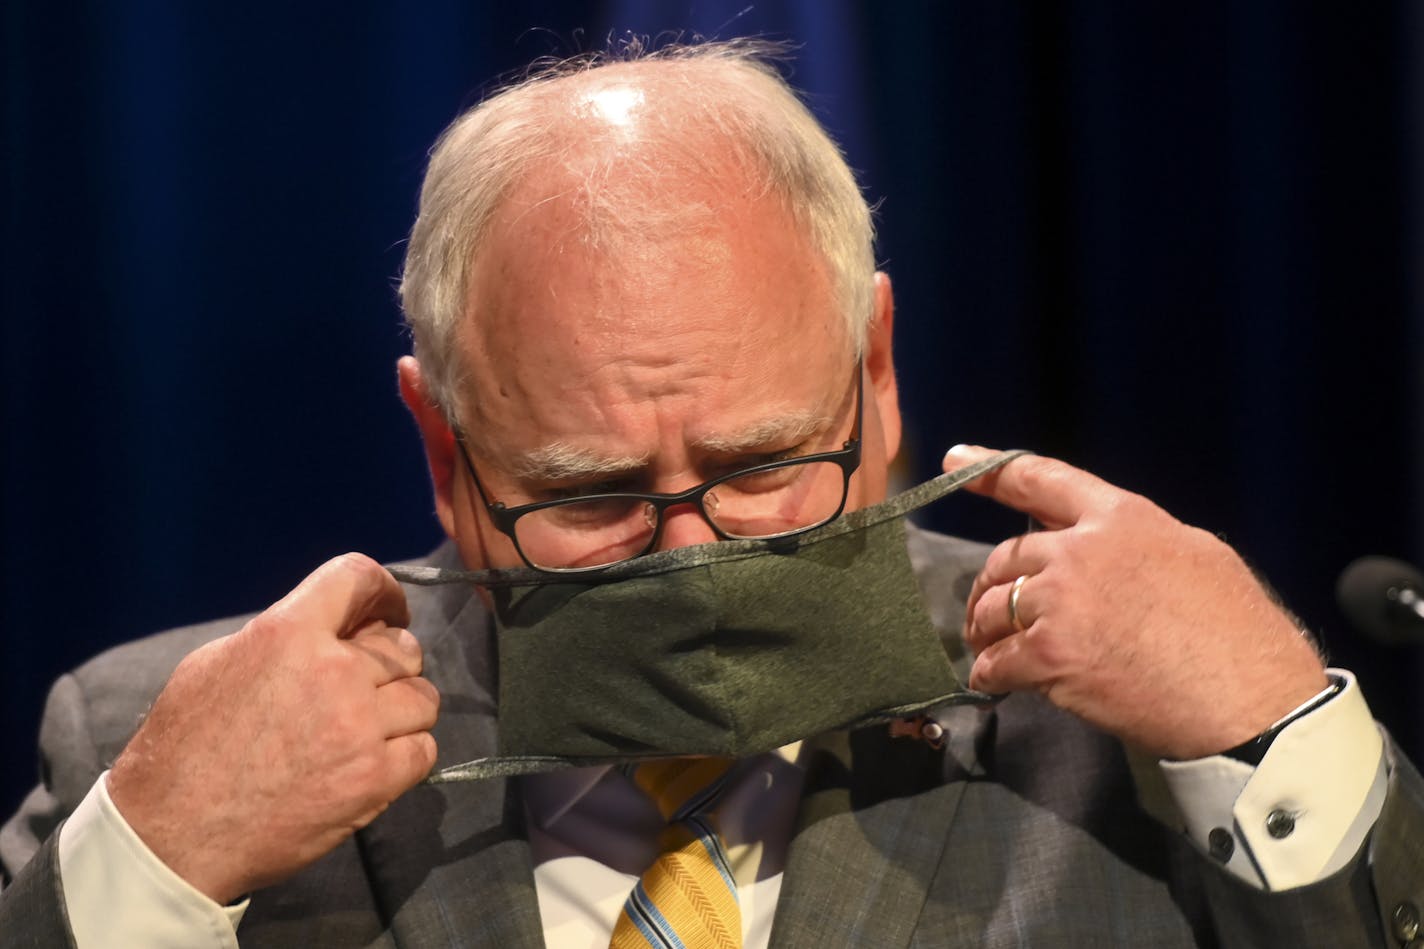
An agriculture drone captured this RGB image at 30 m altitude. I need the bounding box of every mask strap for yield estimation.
[426,688,996,784]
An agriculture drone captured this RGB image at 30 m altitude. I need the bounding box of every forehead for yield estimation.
[455,155,853,458]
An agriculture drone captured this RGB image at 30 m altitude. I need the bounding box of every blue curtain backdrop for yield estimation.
[4,1,1421,819]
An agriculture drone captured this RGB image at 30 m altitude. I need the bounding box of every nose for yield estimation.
[653,502,720,551]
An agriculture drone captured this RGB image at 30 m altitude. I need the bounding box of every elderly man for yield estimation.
[2,43,1420,948]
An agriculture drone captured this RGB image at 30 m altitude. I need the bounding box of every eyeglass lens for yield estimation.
[512,459,849,570]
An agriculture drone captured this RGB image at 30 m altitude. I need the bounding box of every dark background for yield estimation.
[4,2,1421,821]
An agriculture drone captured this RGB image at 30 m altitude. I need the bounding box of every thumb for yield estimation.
[264,553,411,640]
[940,443,1018,508]
[942,443,997,473]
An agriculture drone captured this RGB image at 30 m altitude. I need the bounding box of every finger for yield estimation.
[942,445,1116,530]
[969,632,1054,696]
[963,533,1054,636]
[382,730,439,794]
[965,532,1054,607]
[966,576,1038,654]
[349,624,424,684]
[374,676,441,738]
[269,553,412,640]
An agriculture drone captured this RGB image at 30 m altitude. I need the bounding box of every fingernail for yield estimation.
[943,444,971,464]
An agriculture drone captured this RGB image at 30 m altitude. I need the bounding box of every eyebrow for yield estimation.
[505,443,650,482]
[691,411,833,455]
[504,411,832,483]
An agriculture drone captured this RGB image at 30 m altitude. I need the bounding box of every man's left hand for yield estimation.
[943,445,1327,760]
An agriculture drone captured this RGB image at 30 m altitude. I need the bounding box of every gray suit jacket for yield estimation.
[3,527,1424,947]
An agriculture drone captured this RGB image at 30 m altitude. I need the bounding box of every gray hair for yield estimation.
[398,39,877,418]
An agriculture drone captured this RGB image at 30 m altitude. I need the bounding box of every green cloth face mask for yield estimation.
[390,450,1027,782]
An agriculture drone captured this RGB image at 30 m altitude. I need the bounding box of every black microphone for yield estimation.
[1336,556,1424,646]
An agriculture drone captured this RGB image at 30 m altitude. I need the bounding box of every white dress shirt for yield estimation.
[1159,669,1386,888]
[523,749,805,949]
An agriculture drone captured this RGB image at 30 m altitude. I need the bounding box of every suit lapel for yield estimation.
[769,527,991,948]
[358,778,543,948]
[358,556,545,948]
[769,705,991,949]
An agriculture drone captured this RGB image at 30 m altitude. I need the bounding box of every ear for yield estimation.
[397,356,459,540]
[865,272,902,463]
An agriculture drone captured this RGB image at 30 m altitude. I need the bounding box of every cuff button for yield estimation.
[1265,809,1295,839]
[1393,900,1420,942]
[1207,827,1234,863]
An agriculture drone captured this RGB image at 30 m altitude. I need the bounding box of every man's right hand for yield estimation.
[106,553,439,905]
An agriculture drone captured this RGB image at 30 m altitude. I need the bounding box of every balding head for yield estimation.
[399,41,876,419]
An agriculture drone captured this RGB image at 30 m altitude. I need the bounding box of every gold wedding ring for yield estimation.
[1008,574,1029,633]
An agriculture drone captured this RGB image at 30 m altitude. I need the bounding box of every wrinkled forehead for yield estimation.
[451,154,852,455]
[469,153,844,360]
[457,64,850,388]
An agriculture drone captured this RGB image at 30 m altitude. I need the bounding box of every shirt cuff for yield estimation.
[1159,669,1387,890]
[57,771,248,948]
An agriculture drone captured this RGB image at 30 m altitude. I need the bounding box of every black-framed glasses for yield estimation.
[455,363,863,573]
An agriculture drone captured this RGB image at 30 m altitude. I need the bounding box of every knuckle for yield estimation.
[322,551,393,597]
[399,732,439,785]
[415,676,441,712]
[241,612,285,647]
[969,597,998,640]
[1104,488,1158,525]
[351,752,390,796]
[396,628,425,670]
[969,653,998,691]
[349,632,393,670]
[1061,520,1098,550]
[1024,623,1072,671]
[329,711,371,751]
[331,550,383,577]
[1028,569,1062,604]
[1054,531,1084,564]
[406,678,440,723]
[1018,457,1065,497]
[415,731,438,770]
[322,642,363,678]
[1022,624,1055,660]
[984,542,1014,578]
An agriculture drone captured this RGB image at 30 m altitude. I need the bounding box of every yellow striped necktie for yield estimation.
[610,757,742,949]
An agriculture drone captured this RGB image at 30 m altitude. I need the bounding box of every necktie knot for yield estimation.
[630,756,737,822]
[611,757,743,949]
